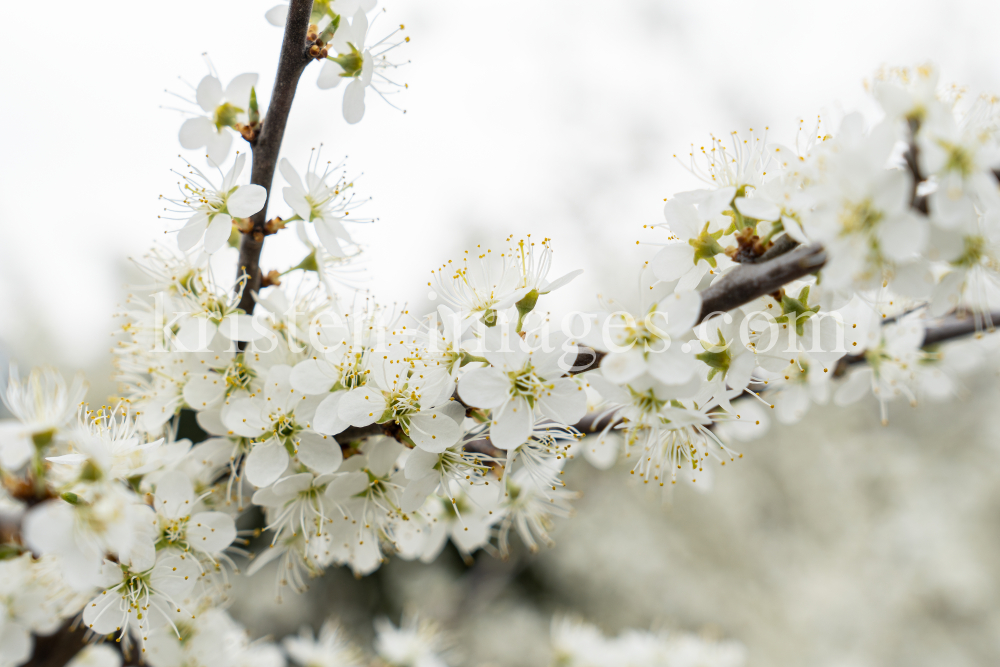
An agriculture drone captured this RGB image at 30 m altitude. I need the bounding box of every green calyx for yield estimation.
[213,102,244,130]
[775,285,821,335]
[727,185,757,233]
[953,235,986,268]
[460,351,489,367]
[695,328,731,381]
[482,309,498,327]
[688,223,726,268]
[0,544,26,560]
[515,289,539,332]
[627,386,667,414]
[839,198,883,235]
[330,44,364,78]
[938,139,976,177]
[289,249,320,274]
[31,428,55,450]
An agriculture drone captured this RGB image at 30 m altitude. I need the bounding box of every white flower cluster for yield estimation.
[551,617,747,667]
[4,0,1000,658]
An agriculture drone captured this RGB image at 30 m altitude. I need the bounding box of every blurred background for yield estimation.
[4,1,1000,664]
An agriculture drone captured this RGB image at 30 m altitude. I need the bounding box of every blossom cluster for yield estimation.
[2,0,1000,659]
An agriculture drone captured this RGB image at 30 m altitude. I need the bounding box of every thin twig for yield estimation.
[236,0,315,315]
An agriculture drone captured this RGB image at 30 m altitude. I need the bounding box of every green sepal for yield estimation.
[460,351,489,367]
[0,544,26,560]
[248,87,260,125]
[695,328,731,380]
[320,15,340,42]
[774,285,820,336]
[31,428,55,450]
[61,491,80,505]
[330,44,364,78]
[688,223,725,268]
[515,289,539,332]
[213,102,244,130]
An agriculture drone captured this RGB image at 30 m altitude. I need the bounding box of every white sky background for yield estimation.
[2,0,1000,397]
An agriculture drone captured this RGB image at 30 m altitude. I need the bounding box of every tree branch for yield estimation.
[20,623,88,667]
[697,243,828,321]
[236,0,315,315]
[835,310,1000,374]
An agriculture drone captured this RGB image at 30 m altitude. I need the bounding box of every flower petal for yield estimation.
[489,396,533,450]
[187,511,237,554]
[203,214,232,254]
[343,79,366,124]
[196,76,224,112]
[296,431,343,474]
[244,440,290,487]
[228,184,267,218]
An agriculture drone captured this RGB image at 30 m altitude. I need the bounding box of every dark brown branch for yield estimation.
[697,243,827,321]
[903,117,929,214]
[835,310,1000,374]
[20,623,88,667]
[236,0,315,315]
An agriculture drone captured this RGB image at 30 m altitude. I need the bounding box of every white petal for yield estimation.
[314,392,350,435]
[83,589,124,635]
[656,289,702,336]
[150,551,199,598]
[536,378,587,424]
[651,243,696,282]
[400,474,438,513]
[187,512,237,554]
[317,60,346,89]
[877,213,927,261]
[781,215,809,244]
[203,214,233,253]
[646,349,700,385]
[296,431,343,474]
[196,75,223,112]
[223,398,268,438]
[314,218,350,256]
[224,73,258,106]
[177,213,208,252]
[245,440,290,487]
[154,470,195,520]
[490,397,533,450]
[726,352,756,393]
[540,269,583,294]
[457,367,510,408]
[581,432,620,470]
[834,369,872,406]
[734,196,780,222]
[182,373,226,409]
[598,347,646,384]
[325,471,369,501]
[290,359,337,393]
[339,387,387,427]
[403,447,438,480]
[218,314,266,342]
[228,184,267,218]
[179,116,215,149]
[663,199,702,238]
[265,4,288,26]
[343,79,366,124]
[205,130,233,167]
[408,410,460,453]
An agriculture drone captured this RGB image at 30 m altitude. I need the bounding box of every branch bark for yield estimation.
[236,0,315,315]
[697,243,827,321]
[20,624,88,667]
